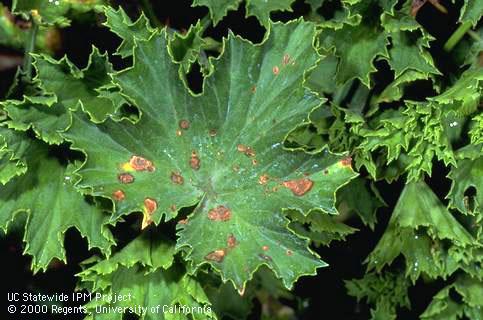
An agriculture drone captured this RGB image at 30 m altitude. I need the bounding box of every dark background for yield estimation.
[0,0,467,319]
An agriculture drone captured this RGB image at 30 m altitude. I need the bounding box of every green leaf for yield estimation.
[193,0,296,28]
[3,97,70,145]
[459,0,483,26]
[169,20,206,74]
[103,6,155,58]
[0,3,25,48]
[336,177,386,229]
[0,129,113,272]
[80,235,214,320]
[367,181,474,281]
[345,271,411,320]
[12,0,103,26]
[421,275,483,320]
[447,145,483,215]
[60,21,357,290]
[319,16,389,87]
[33,47,121,123]
[288,209,358,246]
[0,127,29,184]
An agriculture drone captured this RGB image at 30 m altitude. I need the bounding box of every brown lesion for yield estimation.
[128,155,155,172]
[339,156,352,168]
[282,178,314,196]
[207,205,231,221]
[227,234,238,248]
[190,151,201,170]
[204,249,226,262]
[141,198,158,230]
[170,171,184,185]
[118,173,135,184]
[112,190,125,201]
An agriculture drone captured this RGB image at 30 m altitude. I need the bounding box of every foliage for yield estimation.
[0,0,481,319]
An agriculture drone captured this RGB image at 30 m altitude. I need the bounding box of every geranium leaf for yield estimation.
[0,128,114,272]
[59,20,357,290]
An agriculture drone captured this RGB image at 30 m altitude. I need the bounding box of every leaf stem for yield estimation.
[444,21,472,52]
[22,19,38,82]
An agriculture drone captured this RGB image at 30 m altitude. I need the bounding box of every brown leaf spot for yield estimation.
[144,198,157,214]
[208,205,232,221]
[227,234,237,248]
[258,253,273,262]
[170,204,177,212]
[190,151,201,170]
[112,190,125,201]
[272,66,279,75]
[262,245,269,251]
[340,156,352,168]
[251,159,258,166]
[209,129,217,137]
[237,144,247,153]
[251,85,256,93]
[170,171,184,185]
[118,173,134,184]
[282,53,291,66]
[245,147,256,157]
[205,249,226,262]
[286,249,293,256]
[282,178,314,196]
[324,169,329,175]
[178,218,188,225]
[179,119,190,130]
[258,174,269,185]
[129,155,155,172]
[232,165,240,172]
[141,198,157,230]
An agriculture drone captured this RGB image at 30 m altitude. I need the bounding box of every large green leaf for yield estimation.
[367,181,474,282]
[0,128,113,272]
[80,234,213,320]
[0,127,29,184]
[58,21,357,290]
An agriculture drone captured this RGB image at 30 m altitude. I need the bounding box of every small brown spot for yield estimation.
[208,205,232,221]
[258,253,273,262]
[232,165,240,172]
[129,155,155,172]
[258,174,269,185]
[170,204,177,212]
[227,234,237,248]
[252,159,258,166]
[209,129,217,137]
[141,198,157,230]
[237,144,247,153]
[144,198,157,214]
[170,171,184,185]
[282,53,291,66]
[190,151,201,170]
[324,169,329,175]
[118,173,134,184]
[286,249,293,256]
[251,85,256,93]
[283,178,314,196]
[245,147,256,157]
[205,249,226,262]
[178,218,188,225]
[112,190,125,201]
[262,245,269,251]
[179,119,190,130]
[340,156,352,168]
[272,66,279,75]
